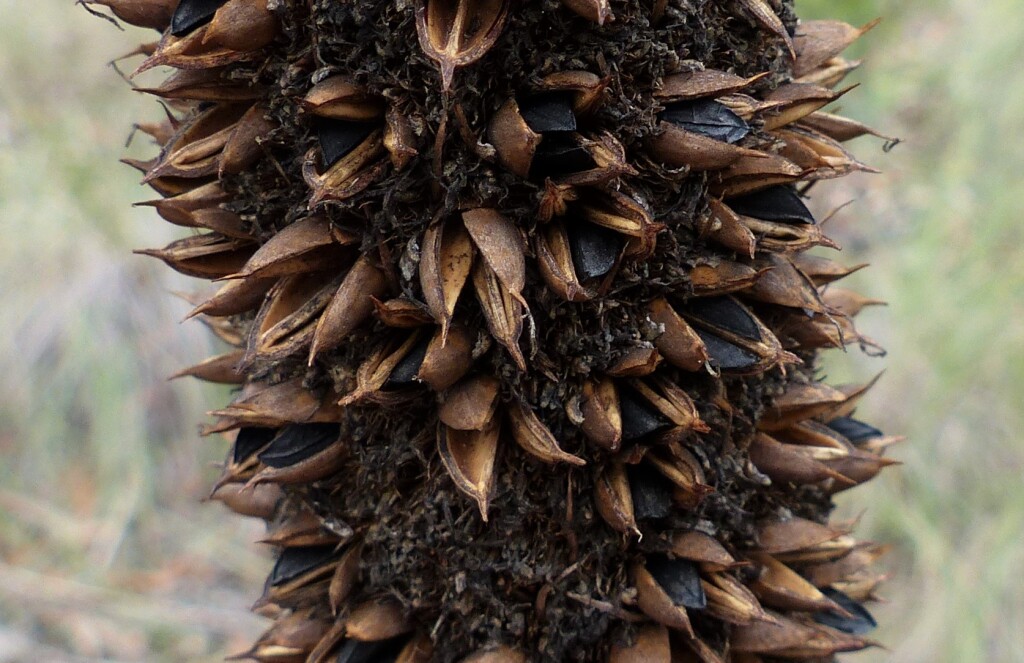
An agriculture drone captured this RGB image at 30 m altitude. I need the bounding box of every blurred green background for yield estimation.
[1,0,1021,660]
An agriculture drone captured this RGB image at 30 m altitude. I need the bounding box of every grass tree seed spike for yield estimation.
[88,0,899,659]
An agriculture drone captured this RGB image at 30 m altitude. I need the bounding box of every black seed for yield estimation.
[385,338,430,389]
[520,91,577,134]
[696,330,760,371]
[828,417,884,445]
[317,118,378,168]
[813,588,877,635]
[725,186,816,225]
[258,423,341,468]
[567,221,622,280]
[619,388,670,442]
[530,134,596,179]
[268,545,338,586]
[336,636,407,663]
[628,464,674,520]
[646,555,707,609]
[232,427,277,464]
[688,297,762,341]
[170,0,228,37]
[661,99,750,144]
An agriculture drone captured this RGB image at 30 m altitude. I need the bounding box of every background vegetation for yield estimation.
[1,0,1021,660]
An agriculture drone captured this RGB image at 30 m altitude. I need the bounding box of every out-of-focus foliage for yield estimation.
[0,0,1021,661]
[0,3,266,660]
[800,1,1024,661]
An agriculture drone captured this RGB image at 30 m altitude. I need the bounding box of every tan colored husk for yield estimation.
[561,0,612,24]
[302,131,387,207]
[607,347,662,377]
[655,69,768,101]
[748,552,851,615]
[794,18,881,78]
[414,0,510,90]
[700,572,772,625]
[202,0,279,52]
[735,0,796,59]
[608,623,670,662]
[507,400,586,466]
[472,260,526,370]
[460,646,527,663]
[309,255,389,363]
[594,462,638,536]
[302,76,385,120]
[648,122,767,171]
[172,349,245,384]
[631,562,696,637]
[579,378,622,450]
[689,260,763,296]
[669,531,739,572]
[420,218,475,342]
[345,600,412,641]
[416,325,474,391]
[439,375,501,431]
[648,298,708,372]
[328,543,363,615]
[438,418,500,520]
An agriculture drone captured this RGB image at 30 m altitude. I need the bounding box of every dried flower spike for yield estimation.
[90,0,898,660]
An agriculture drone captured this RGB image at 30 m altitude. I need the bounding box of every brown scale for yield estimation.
[85,0,898,660]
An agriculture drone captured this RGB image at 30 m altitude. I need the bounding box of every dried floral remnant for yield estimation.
[96,0,897,660]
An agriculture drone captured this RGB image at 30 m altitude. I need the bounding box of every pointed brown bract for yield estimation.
[735,0,796,59]
[594,461,638,536]
[95,0,897,659]
[648,298,708,372]
[82,0,176,31]
[578,378,622,450]
[415,0,510,90]
[202,0,279,52]
[632,561,697,637]
[670,531,740,572]
[795,19,881,78]
[508,400,585,466]
[438,418,499,520]
[561,0,613,25]
[420,218,475,341]
[309,255,389,363]
[608,624,670,662]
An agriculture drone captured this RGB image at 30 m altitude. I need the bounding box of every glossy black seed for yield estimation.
[661,99,751,144]
[726,186,816,225]
[335,636,407,663]
[813,588,877,635]
[696,330,760,371]
[628,464,674,520]
[828,417,884,445]
[268,545,338,586]
[170,0,228,36]
[520,91,577,134]
[385,338,430,389]
[530,134,596,179]
[646,555,707,609]
[687,297,762,341]
[258,423,340,468]
[317,118,378,168]
[619,388,671,442]
[232,427,277,464]
[567,222,622,280]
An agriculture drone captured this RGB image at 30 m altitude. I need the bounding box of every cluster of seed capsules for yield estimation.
[86,0,902,660]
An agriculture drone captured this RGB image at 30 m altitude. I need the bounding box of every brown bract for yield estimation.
[561,0,613,25]
[81,0,176,31]
[414,0,510,91]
